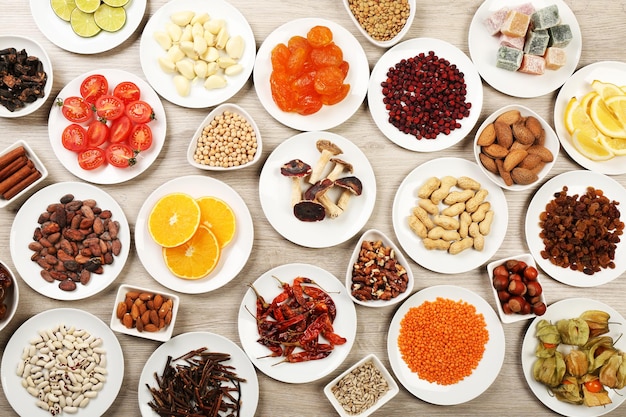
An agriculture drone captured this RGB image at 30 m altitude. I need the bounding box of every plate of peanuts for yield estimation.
[392,157,508,274]
[1,307,124,416]
[9,181,130,301]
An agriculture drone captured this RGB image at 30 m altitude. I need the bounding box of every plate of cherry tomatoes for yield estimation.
[48,69,167,185]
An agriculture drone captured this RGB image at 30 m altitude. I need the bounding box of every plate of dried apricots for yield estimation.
[253,17,369,131]
[134,175,253,294]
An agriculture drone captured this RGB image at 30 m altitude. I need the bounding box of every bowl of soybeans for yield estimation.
[342,0,416,48]
[187,103,262,171]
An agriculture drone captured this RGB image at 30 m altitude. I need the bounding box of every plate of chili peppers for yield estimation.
[237,263,357,384]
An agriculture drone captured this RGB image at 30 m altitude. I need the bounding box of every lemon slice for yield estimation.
[599,136,626,156]
[563,96,597,135]
[579,90,598,113]
[94,4,127,32]
[70,8,101,37]
[75,0,100,13]
[591,80,624,101]
[103,0,129,6]
[588,94,626,139]
[51,0,76,21]
[604,94,626,126]
[571,128,614,161]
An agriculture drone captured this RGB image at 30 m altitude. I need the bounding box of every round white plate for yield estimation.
[140,0,256,108]
[0,35,54,118]
[134,175,254,294]
[10,182,130,301]
[237,263,357,384]
[253,17,369,131]
[367,37,483,152]
[259,131,376,248]
[554,61,626,175]
[392,157,508,274]
[525,170,626,287]
[521,298,626,416]
[1,308,124,416]
[138,331,259,417]
[48,68,167,185]
[387,285,505,405]
[30,0,147,55]
[468,0,582,98]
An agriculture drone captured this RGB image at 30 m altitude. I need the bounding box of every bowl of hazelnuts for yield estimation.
[0,260,18,332]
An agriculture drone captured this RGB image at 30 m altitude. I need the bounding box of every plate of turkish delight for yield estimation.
[468,0,581,98]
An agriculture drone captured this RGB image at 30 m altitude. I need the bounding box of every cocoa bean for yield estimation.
[28,241,43,252]
[40,270,54,283]
[93,217,104,234]
[82,199,97,208]
[59,194,74,204]
[41,222,60,235]
[59,279,77,291]
[65,200,82,211]
[64,228,84,241]
[70,213,82,229]
[55,205,67,229]
[37,212,50,224]
[99,210,112,219]
[47,232,61,244]
[111,239,122,256]
[63,260,80,272]
[79,217,94,230]
[80,205,95,220]
[79,270,90,285]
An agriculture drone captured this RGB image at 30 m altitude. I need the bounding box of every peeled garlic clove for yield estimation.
[204,18,225,35]
[170,11,195,27]
[180,24,193,42]
[224,64,243,76]
[204,31,216,47]
[191,22,204,40]
[153,31,172,50]
[176,59,196,80]
[158,56,177,73]
[225,35,244,60]
[166,44,185,62]
[165,22,182,43]
[191,12,210,25]
[215,27,229,50]
[217,56,236,69]
[174,75,191,96]
[206,62,219,77]
[193,37,208,56]
[201,46,220,63]
[194,60,208,78]
[204,74,227,89]
[179,40,197,59]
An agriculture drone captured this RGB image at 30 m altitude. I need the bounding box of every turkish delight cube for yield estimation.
[501,10,531,37]
[548,24,573,47]
[519,54,546,75]
[500,33,525,50]
[524,29,549,55]
[484,7,510,35]
[531,5,560,30]
[513,3,536,15]
[496,46,524,71]
[544,47,566,70]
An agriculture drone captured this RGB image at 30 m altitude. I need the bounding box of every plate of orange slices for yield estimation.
[134,175,253,294]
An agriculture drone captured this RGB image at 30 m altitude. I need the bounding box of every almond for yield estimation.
[511,167,538,185]
[494,120,513,149]
[482,143,509,159]
[518,153,543,170]
[525,116,544,139]
[512,121,535,145]
[495,109,521,125]
[479,152,498,174]
[530,161,546,175]
[527,145,554,162]
[122,313,133,329]
[144,324,159,332]
[510,140,531,151]
[477,123,496,146]
[503,149,528,172]
[116,302,127,320]
[496,159,513,186]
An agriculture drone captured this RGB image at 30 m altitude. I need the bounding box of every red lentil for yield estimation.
[397,297,488,385]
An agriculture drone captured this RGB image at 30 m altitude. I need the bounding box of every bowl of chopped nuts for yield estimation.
[0,260,18,333]
[342,0,416,48]
[324,353,399,417]
[187,103,262,171]
[346,229,414,308]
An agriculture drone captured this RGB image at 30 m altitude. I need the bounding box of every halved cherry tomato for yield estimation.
[95,95,125,121]
[584,379,604,393]
[77,147,106,170]
[113,81,141,104]
[128,123,153,151]
[86,120,109,147]
[61,124,89,152]
[80,74,109,104]
[109,115,133,143]
[125,100,155,124]
[106,143,136,168]
[60,96,93,123]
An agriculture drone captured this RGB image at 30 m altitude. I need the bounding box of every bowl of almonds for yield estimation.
[474,104,559,190]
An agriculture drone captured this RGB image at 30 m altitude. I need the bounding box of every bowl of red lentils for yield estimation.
[187,103,262,171]
[342,0,416,48]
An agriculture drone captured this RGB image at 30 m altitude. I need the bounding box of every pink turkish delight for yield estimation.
[513,3,536,15]
[500,33,525,50]
[484,7,510,35]
[519,54,546,75]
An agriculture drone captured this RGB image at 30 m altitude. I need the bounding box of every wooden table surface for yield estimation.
[2,0,626,416]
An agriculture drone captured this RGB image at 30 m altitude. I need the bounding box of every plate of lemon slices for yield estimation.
[554,61,626,175]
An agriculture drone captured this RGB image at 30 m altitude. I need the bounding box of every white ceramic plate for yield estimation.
[1,308,124,416]
[134,175,253,294]
[30,0,147,54]
[259,131,376,248]
[525,170,626,287]
[0,35,53,118]
[392,157,508,274]
[387,285,505,405]
[253,17,369,131]
[10,182,130,301]
[140,0,256,108]
[237,263,357,384]
[138,331,259,417]
[521,298,626,416]
[468,0,582,98]
[554,61,626,175]
[341,0,416,48]
[48,69,167,185]
[367,37,483,152]
[345,228,414,308]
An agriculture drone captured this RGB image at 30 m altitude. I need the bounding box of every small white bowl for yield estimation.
[342,0,416,48]
[324,353,399,417]
[486,253,547,324]
[109,284,179,342]
[474,104,560,191]
[187,103,262,171]
[0,259,19,333]
[0,140,48,208]
[346,229,414,307]
[0,35,53,118]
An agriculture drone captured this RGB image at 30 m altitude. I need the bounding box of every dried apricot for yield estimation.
[307,25,333,48]
[271,43,290,72]
[321,84,350,105]
[294,94,323,115]
[310,43,343,68]
[314,66,345,95]
[288,35,311,56]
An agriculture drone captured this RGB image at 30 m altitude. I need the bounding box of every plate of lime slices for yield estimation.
[31,0,147,54]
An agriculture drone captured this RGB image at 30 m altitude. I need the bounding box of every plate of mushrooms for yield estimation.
[259,131,376,248]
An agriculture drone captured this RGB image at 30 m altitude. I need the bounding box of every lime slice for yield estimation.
[94,4,127,32]
[70,8,102,37]
[51,0,77,21]
[75,0,100,13]
[103,0,129,6]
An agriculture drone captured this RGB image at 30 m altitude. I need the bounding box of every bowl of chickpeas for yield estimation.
[187,103,262,171]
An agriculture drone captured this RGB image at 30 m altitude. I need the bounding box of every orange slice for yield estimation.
[163,225,220,279]
[148,192,201,248]
[196,196,236,248]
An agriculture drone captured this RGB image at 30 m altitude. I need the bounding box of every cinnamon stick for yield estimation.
[2,167,41,200]
[0,155,27,181]
[0,160,34,194]
[0,145,26,168]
